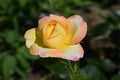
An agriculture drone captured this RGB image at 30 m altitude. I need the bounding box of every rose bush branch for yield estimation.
[61,60,79,80]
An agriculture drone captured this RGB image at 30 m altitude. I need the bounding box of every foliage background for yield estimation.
[0,0,120,80]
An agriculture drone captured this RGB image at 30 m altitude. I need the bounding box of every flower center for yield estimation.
[43,21,67,49]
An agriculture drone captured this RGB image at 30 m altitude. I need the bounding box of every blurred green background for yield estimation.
[0,0,120,80]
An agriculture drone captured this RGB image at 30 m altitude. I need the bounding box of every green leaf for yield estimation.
[101,59,116,72]
[3,30,20,47]
[87,58,116,72]
[80,65,107,80]
[73,0,95,6]
[15,67,28,79]
[2,56,16,80]
[18,0,29,7]
[16,54,29,69]
[75,75,87,80]
[45,60,69,79]
[0,54,4,72]
[86,58,101,66]
[12,16,19,31]
[0,16,6,22]
[111,74,120,80]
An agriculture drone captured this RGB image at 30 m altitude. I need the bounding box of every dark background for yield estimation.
[0,0,120,80]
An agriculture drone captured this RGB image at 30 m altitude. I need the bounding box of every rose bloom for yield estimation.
[24,14,87,61]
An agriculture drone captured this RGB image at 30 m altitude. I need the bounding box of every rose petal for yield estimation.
[24,28,37,40]
[50,14,71,33]
[43,34,66,49]
[68,15,87,44]
[38,14,71,35]
[24,28,45,48]
[30,44,84,61]
[30,44,63,57]
[25,39,35,48]
[49,23,67,38]
[61,44,84,61]
[24,28,37,48]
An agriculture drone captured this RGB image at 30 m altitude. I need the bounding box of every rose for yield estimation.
[24,14,87,61]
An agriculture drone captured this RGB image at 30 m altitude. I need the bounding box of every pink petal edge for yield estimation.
[68,15,87,44]
[30,44,63,57]
[30,44,84,61]
[61,44,84,61]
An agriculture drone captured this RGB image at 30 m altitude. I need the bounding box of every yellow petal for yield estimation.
[43,23,67,49]
[49,23,67,38]
[43,24,55,39]
[25,39,35,48]
[43,34,65,49]
[24,28,37,40]
[24,28,37,48]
